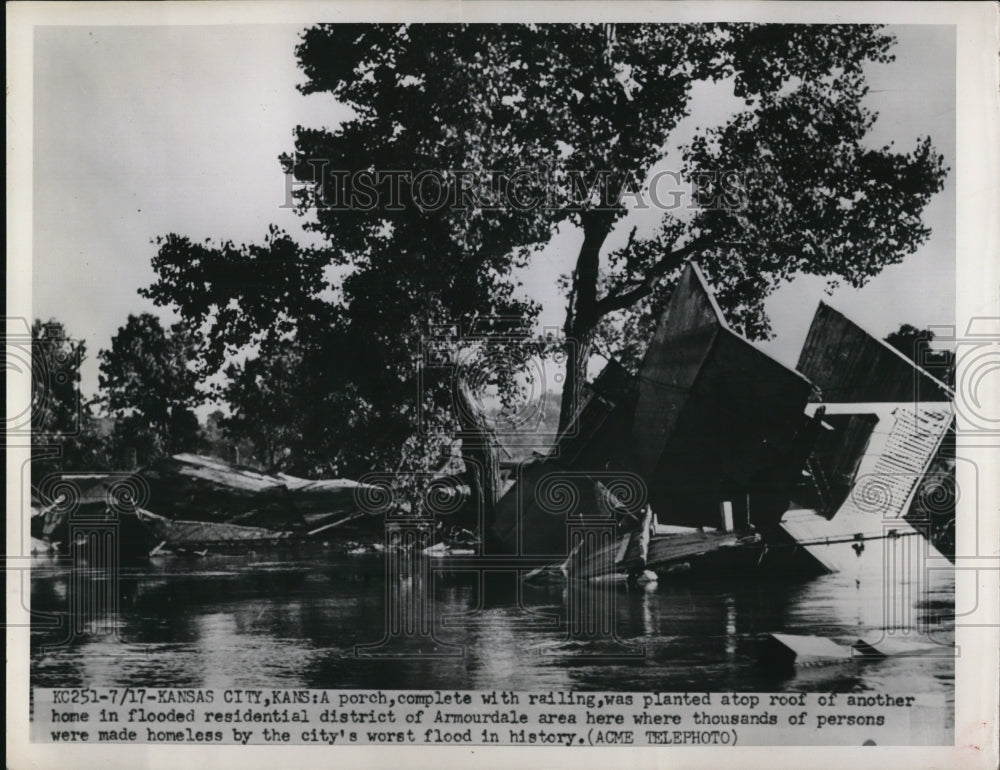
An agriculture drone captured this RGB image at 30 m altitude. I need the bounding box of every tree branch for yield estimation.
[594,233,714,317]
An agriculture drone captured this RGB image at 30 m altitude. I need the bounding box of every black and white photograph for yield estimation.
[6,2,999,767]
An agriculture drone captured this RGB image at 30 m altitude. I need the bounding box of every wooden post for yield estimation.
[720,500,734,533]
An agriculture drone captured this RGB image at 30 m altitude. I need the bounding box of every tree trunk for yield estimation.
[557,212,614,433]
[557,332,595,435]
[453,376,503,533]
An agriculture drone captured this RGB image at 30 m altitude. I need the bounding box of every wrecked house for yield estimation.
[138,455,388,549]
[630,263,821,539]
[31,453,385,554]
[32,267,955,574]
[31,473,157,556]
[787,302,957,563]
[491,263,825,578]
[140,454,305,531]
[491,263,956,583]
[31,472,113,545]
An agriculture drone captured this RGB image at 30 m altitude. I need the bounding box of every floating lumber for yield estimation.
[797,302,953,403]
[644,530,740,575]
[758,633,854,668]
[851,637,950,659]
[141,454,301,529]
[631,262,815,532]
[759,632,948,672]
[135,508,292,546]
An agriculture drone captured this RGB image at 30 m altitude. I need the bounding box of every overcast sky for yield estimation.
[32,24,955,401]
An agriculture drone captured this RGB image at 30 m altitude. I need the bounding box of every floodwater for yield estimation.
[29,545,954,721]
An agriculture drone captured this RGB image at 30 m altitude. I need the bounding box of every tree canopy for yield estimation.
[283,23,946,426]
[30,319,107,480]
[143,22,948,473]
[98,313,203,466]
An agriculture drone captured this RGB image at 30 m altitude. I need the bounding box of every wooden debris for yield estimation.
[632,262,814,532]
[797,302,953,403]
[851,637,951,658]
[135,508,292,547]
[645,530,740,576]
[758,633,854,668]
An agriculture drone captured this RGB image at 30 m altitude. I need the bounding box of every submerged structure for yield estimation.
[779,299,956,568]
[31,264,955,576]
[492,262,956,582]
[492,263,823,578]
[31,454,386,555]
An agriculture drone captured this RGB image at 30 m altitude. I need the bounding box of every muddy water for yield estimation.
[29,546,954,725]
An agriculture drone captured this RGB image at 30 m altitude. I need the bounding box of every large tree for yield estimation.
[97,313,203,466]
[286,23,946,428]
[144,23,947,482]
[217,320,411,477]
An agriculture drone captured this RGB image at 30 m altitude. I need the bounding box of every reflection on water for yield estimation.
[30,546,954,721]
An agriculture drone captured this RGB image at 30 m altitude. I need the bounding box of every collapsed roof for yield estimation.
[491,262,821,553]
[797,302,954,403]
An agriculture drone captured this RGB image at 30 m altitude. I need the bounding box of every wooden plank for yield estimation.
[797,302,953,403]
[645,530,738,571]
[135,509,289,545]
[760,633,854,668]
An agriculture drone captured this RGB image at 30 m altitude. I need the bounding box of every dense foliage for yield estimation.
[107,24,947,475]
[97,313,203,467]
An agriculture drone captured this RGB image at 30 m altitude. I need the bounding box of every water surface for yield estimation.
[30,545,954,724]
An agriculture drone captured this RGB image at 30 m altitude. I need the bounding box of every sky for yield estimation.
[31,24,955,402]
